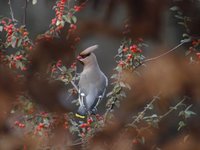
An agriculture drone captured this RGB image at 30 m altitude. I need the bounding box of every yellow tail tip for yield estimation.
[75,113,85,119]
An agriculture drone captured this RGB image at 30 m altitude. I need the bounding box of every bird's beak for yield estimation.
[77,55,84,65]
[77,55,82,60]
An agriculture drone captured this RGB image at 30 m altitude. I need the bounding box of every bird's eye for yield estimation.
[80,53,91,58]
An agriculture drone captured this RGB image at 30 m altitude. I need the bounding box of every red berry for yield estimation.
[132,139,139,145]
[74,6,81,12]
[87,118,93,124]
[192,40,197,46]
[70,24,77,30]
[130,45,138,53]
[196,53,200,59]
[118,61,124,67]
[39,123,44,128]
[123,47,128,52]
[80,123,88,128]
[138,38,144,42]
[14,121,20,126]
[19,123,25,128]
[23,32,28,36]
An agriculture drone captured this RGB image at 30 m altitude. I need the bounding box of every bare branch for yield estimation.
[144,42,184,63]
[8,0,16,22]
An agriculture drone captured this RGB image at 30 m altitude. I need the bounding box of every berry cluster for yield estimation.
[1,19,33,51]
[68,24,77,33]
[79,115,104,138]
[189,39,200,60]
[1,20,14,43]
[14,121,25,128]
[118,39,144,68]
[70,61,76,69]
[51,0,67,31]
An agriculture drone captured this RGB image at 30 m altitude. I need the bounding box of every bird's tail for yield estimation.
[76,105,87,119]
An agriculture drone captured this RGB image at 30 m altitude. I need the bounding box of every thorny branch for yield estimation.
[130,93,161,127]
[159,97,188,119]
[127,96,188,128]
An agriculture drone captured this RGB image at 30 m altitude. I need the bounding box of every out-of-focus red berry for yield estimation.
[74,6,81,12]
[196,53,200,59]
[130,45,138,53]
[132,139,139,145]
[123,47,128,52]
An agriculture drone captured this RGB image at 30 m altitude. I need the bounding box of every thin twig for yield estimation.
[159,97,187,119]
[57,66,79,92]
[8,0,16,22]
[130,93,161,126]
[104,97,117,123]
[67,141,84,147]
[144,42,185,63]
[23,0,28,26]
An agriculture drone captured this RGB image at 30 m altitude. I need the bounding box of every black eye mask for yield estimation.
[80,53,91,59]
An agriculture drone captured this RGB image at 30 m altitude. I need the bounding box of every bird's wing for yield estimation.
[89,74,108,109]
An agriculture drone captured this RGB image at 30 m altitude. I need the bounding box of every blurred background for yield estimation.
[0,0,200,150]
[1,0,200,75]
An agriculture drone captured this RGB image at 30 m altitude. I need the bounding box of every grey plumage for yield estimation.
[76,45,108,117]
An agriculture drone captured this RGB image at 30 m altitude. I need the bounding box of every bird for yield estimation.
[75,45,108,119]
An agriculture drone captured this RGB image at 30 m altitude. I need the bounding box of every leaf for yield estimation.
[184,110,196,118]
[125,83,131,90]
[17,38,22,47]
[182,33,189,38]
[170,6,179,11]
[114,85,122,94]
[32,0,37,5]
[177,11,183,16]
[119,81,126,88]
[63,15,71,23]
[178,121,186,131]
[181,38,191,43]
[185,50,191,56]
[178,22,185,26]
[71,16,77,24]
[60,20,65,27]
[183,135,190,143]
[111,74,118,79]
[120,91,126,98]
[11,36,17,48]
[106,92,113,97]
[61,66,67,72]
[56,20,61,26]
[175,15,183,20]
[141,43,149,47]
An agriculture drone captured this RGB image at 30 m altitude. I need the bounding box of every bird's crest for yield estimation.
[80,45,98,55]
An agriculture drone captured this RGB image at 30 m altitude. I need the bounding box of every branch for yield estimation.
[159,97,188,119]
[104,97,117,123]
[144,39,191,63]
[67,141,84,147]
[57,66,79,92]
[129,93,161,127]
[8,0,16,22]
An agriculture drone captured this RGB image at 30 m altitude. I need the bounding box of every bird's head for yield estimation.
[77,45,98,65]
